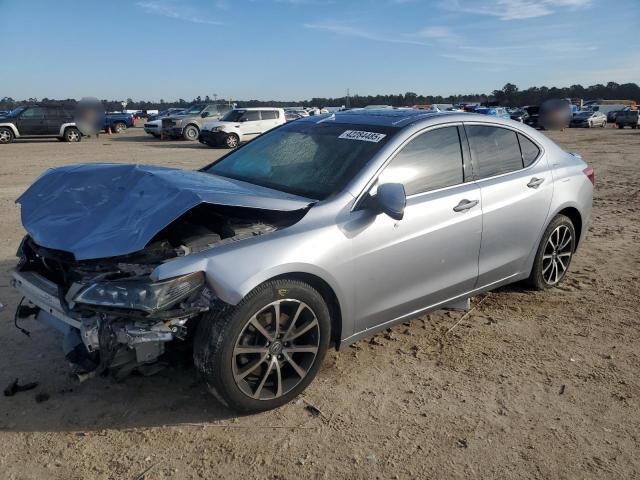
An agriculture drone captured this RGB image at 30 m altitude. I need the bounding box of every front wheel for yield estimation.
[0,127,15,144]
[194,279,331,412]
[527,215,576,290]
[224,133,239,148]
[183,124,199,141]
[64,127,82,142]
[113,121,126,133]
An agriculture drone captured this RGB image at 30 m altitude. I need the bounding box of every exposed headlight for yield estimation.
[74,272,204,314]
[211,126,224,132]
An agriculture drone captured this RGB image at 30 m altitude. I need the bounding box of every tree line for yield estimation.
[2,82,639,111]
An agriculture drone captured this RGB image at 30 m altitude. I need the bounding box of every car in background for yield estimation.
[147,108,185,122]
[12,109,593,412]
[285,111,304,122]
[510,109,529,123]
[474,107,510,120]
[570,111,607,128]
[523,106,540,128]
[615,110,640,129]
[199,107,286,148]
[0,105,82,144]
[104,112,135,133]
[162,103,232,141]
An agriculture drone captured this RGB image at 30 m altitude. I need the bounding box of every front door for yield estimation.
[16,106,46,135]
[352,125,482,332]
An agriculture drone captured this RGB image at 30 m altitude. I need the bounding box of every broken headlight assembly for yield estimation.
[73,272,205,314]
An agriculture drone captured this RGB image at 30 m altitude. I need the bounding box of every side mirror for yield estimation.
[375,183,406,220]
[201,112,209,118]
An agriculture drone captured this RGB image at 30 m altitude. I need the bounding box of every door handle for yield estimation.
[527,177,545,189]
[453,199,479,212]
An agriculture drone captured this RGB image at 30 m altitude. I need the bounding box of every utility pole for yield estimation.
[213,93,218,105]
[346,88,350,108]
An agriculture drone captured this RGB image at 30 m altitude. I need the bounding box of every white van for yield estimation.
[199,107,285,148]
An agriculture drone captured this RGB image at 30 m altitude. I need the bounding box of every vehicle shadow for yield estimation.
[0,260,239,433]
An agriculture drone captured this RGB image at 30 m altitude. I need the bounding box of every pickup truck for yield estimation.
[616,110,639,129]
[103,112,135,133]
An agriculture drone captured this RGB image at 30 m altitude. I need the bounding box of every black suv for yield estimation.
[0,105,82,144]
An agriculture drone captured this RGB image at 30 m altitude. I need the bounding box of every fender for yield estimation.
[58,122,77,137]
[0,123,20,137]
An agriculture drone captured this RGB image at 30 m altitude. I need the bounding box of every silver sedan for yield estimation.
[14,110,593,412]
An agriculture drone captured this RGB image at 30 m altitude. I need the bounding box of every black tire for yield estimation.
[64,127,82,142]
[183,124,199,141]
[0,127,14,144]
[526,214,576,290]
[224,133,239,148]
[113,122,126,133]
[194,279,331,413]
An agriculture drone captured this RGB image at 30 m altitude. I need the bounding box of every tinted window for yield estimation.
[205,122,397,199]
[378,127,464,195]
[466,126,522,178]
[21,107,45,119]
[261,110,278,120]
[517,133,540,167]
[242,111,260,122]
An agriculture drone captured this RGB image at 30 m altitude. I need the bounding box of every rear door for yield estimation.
[43,106,63,135]
[15,106,46,135]
[259,110,280,133]
[352,124,482,331]
[464,124,553,287]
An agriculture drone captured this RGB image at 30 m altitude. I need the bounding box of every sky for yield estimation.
[1,0,639,101]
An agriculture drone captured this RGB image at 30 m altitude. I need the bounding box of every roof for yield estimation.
[297,108,460,128]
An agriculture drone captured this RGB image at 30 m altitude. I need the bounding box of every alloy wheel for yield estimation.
[232,299,320,400]
[68,130,80,142]
[226,135,238,148]
[542,225,572,285]
[0,130,11,143]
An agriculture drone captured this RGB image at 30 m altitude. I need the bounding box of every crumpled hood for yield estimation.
[17,163,313,260]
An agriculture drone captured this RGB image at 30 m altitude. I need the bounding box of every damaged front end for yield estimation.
[12,204,299,381]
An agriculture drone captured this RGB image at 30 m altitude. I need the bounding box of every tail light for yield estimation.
[583,167,595,186]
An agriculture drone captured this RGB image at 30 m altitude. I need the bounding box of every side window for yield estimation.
[517,133,540,167]
[21,107,45,119]
[378,126,464,196]
[242,111,260,122]
[261,110,278,120]
[466,126,522,178]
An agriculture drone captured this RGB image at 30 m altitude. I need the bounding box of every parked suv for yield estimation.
[199,107,286,148]
[0,105,82,144]
[162,104,231,140]
[615,110,639,129]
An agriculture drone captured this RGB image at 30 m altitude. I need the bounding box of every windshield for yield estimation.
[576,112,592,118]
[203,121,398,199]
[220,110,246,122]
[181,104,205,115]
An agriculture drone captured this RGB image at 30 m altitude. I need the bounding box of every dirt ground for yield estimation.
[0,125,638,480]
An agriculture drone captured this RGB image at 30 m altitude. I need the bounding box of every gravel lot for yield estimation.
[0,125,638,479]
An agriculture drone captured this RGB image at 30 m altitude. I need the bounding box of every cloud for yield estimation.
[136,1,223,25]
[417,26,461,43]
[304,22,429,46]
[444,0,592,20]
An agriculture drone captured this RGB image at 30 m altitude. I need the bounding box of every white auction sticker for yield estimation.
[338,130,386,143]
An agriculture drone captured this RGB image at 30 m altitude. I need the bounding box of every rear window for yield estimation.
[261,110,279,120]
[466,125,523,178]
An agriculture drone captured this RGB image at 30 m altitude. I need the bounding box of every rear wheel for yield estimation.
[64,127,81,142]
[194,279,331,412]
[183,124,199,141]
[113,121,126,133]
[0,127,15,144]
[527,215,576,290]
